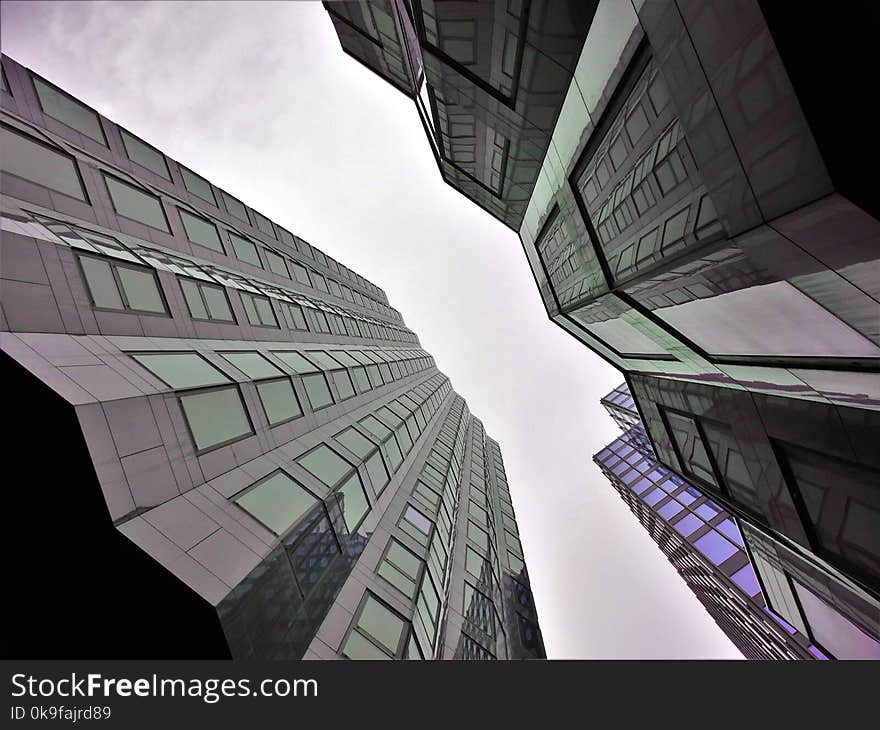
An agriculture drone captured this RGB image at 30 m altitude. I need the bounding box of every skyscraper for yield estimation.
[327,0,880,655]
[597,384,880,660]
[0,53,543,660]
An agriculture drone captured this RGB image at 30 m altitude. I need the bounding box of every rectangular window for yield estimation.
[281,302,309,331]
[342,593,408,660]
[253,210,275,237]
[400,504,432,546]
[222,192,249,222]
[663,409,719,487]
[132,351,229,389]
[79,255,167,314]
[119,128,170,179]
[32,76,105,144]
[178,209,224,253]
[228,233,262,267]
[378,539,423,598]
[180,385,253,452]
[240,292,278,327]
[180,166,216,205]
[256,378,302,426]
[180,278,234,322]
[291,262,311,286]
[334,473,370,532]
[104,174,170,232]
[264,249,289,277]
[1,124,87,200]
[234,470,319,536]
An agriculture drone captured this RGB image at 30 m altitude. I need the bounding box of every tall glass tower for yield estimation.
[327,0,880,655]
[0,54,543,660]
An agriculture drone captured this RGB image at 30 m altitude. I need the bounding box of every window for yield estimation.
[180,385,252,451]
[240,292,278,327]
[334,427,390,496]
[360,415,403,471]
[791,580,880,660]
[290,262,311,286]
[119,128,170,179]
[79,255,167,314]
[228,233,262,267]
[341,593,409,660]
[221,351,302,426]
[281,302,308,331]
[180,278,234,322]
[400,505,432,546]
[334,473,370,532]
[777,442,880,583]
[274,351,334,410]
[1,124,87,200]
[104,174,170,232]
[178,209,224,252]
[378,539,423,598]
[303,351,356,402]
[180,166,216,205]
[663,410,718,487]
[693,530,738,566]
[234,470,319,536]
[264,249,289,277]
[221,192,249,222]
[253,210,275,237]
[32,76,105,144]
[131,352,253,452]
[296,444,353,488]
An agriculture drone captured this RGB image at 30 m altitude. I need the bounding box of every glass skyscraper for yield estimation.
[0,53,543,660]
[597,384,880,660]
[327,0,879,657]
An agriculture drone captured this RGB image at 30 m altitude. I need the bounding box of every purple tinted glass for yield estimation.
[621,469,641,485]
[673,512,703,536]
[695,500,721,521]
[793,580,880,660]
[657,476,678,493]
[611,461,629,476]
[643,488,665,506]
[630,477,653,495]
[657,500,684,520]
[625,452,642,465]
[676,486,701,505]
[808,645,830,660]
[694,530,738,565]
[717,518,744,546]
[404,505,432,534]
[730,563,761,597]
[765,609,798,635]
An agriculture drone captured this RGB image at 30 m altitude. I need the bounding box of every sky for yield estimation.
[1,0,742,659]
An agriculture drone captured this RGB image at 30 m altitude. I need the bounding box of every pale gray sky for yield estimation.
[1,0,741,659]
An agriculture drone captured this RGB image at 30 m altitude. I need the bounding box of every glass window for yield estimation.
[32,76,105,143]
[253,210,275,237]
[220,352,282,379]
[334,427,376,459]
[716,518,744,547]
[119,129,170,179]
[694,530,738,565]
[672,512,703,537]
[664,411,718,486]
[180,385,252,451]
[265,250,289,277]
[378,539,422,598]
[343,594,406,659]
[656,281,880,358]
[222,192,249,222]
[228,233,262,267]
[180,279,234,322]
[1,124,86,200]
[730,563,761,597]
[792,580,880,660]
[240,292,277,327]
[282,302,308,330]
[400,504,432,545]
[179,209,224,252]
[657,499,684,520]
[132,352,228,389]
[256,378,302,425]
[302,373,334,410]
[694,500,722,521]
[296,444,352,487]
[643,488,665,506]
[291,262,311,286]
[104,175,170,231]
[335,473,370,532]
[180,167,216,205]
[234,470,318,536]
[79,256,166,313]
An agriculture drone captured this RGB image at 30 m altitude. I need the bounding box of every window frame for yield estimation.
[76,252,170,316]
